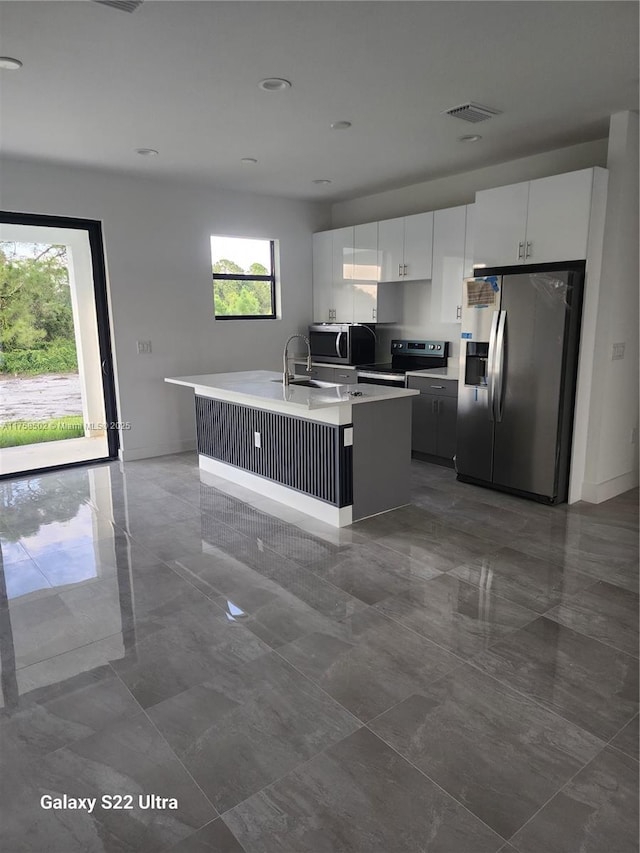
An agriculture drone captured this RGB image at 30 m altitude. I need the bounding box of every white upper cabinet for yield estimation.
[525,169,594,262]
[473,168,597,268]
[473,180,530,268]
[378,212,433,282]
[377,217,405,282]
[433,205,466,324]
[331,226,355,322]
[313,224,399,323]
[352,222,400,323]
[314,167,602,327]
[312,231,333,322]
[353,222,380,283]
[463,203,475,279]
[352,222,378,323]
[403,211,433,281]
[312,227,354,322]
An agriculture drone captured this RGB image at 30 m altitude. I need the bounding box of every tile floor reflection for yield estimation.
[0,454,638,852]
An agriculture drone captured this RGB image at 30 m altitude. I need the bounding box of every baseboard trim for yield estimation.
[580,470,639,504]
[119,439,197,462]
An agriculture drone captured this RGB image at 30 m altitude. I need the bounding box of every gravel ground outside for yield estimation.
[0,373,83,424]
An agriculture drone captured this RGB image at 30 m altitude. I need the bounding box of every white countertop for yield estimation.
[165,370,418,417]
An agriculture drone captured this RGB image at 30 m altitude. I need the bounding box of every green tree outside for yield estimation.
[213,259,273,317]
[0,243,77,373]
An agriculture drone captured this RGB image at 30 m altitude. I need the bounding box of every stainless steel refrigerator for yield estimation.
[456,261,585,504]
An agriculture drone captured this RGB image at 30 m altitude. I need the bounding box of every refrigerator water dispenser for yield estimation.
[464,342,489,386]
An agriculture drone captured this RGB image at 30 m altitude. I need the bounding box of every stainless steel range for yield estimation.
[357,339,449,387]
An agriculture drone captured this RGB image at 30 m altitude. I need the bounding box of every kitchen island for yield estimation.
[165,370,418,526]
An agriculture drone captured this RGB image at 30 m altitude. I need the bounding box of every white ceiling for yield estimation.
[0,1,637,201]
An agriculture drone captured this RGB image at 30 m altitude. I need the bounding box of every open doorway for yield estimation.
[0,213,118,477]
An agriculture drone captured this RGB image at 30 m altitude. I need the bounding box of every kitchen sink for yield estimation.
[271,378,341,389]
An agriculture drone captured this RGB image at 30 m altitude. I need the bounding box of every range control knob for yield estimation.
[428,344,435,350]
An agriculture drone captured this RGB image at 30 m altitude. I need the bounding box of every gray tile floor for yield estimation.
[0,454,638,852]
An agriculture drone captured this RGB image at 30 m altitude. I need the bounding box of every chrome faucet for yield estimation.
[282,334,312,386]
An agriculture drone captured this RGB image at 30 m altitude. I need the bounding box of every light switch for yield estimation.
[612,342,625,360]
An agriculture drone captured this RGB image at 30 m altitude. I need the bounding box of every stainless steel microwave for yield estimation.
[308,323,376,365]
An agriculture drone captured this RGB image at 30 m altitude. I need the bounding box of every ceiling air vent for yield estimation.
[442,103,502,123]
[94,0,143,12]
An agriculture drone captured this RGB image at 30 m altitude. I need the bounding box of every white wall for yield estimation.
[331,139,608,227]
[581,112,639,501]
[0,157,330,460]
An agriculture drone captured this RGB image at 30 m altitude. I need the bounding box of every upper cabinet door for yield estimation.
[473,181,530,268]
[377,217,405,282]
[525,169,593,263]
[463,203,475,279]
[353,222,380,283]
[312,231,333,322]
[352,222,379,322]
[433,205,466,324]
[331,226,354,322]
[403,211,433,280]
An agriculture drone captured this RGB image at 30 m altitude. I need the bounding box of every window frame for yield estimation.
[212,238,277,320]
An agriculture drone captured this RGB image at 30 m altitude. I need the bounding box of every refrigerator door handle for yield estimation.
[487,310,500,422]
[494,310,507,422]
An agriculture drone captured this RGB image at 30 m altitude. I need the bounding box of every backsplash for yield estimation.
[372,280,462,363]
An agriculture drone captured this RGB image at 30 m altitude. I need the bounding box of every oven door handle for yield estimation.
[335,331,343,359]
[357,371,405,385]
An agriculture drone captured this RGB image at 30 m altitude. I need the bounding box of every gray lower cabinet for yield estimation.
[294,364,358,384]
[407,376,458,462]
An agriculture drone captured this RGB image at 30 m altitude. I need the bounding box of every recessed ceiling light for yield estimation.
[240,157,258,164]
[312,179,332,185]
[258,78,291,92]
[330,121,352,130]
[135,148,159,156]
[458,134,482,143]
[0,57,23,70]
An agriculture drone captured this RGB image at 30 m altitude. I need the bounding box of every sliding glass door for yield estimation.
[0,213,118,477]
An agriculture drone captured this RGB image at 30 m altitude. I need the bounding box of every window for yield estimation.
[211,235,277,319]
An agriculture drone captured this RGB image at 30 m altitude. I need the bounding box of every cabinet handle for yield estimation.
[517,241,524,260]
[398,263,403,277]
[432,399,438,414]
[525,241,532,258]
[430,385,445,389]
[403,264,408,276]
[456,305,462,320]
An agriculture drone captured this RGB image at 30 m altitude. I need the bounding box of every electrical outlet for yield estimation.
[137,340,152,354]
[612,342,625,360]
[254,431,261,449]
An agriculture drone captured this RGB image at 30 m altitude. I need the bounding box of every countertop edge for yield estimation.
[165,372,419,412]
